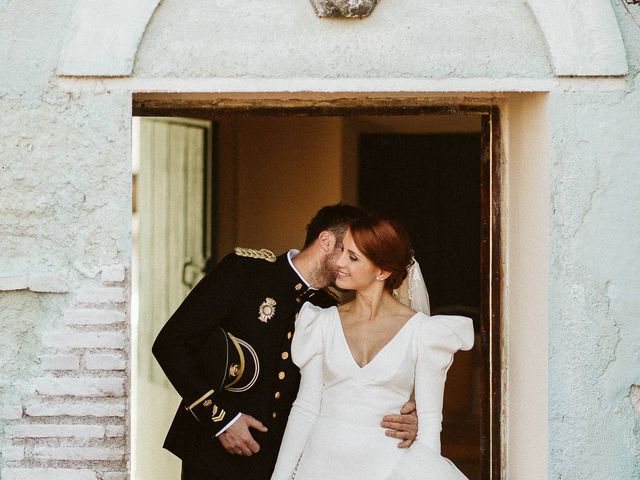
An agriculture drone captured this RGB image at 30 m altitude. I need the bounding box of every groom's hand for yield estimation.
[218,413,268,456]
[381,400,418,448]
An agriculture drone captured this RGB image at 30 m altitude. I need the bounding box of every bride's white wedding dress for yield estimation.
[271,302,474,480]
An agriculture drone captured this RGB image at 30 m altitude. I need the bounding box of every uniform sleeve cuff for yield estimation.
[187,389,215,411]
[215,413,242,437]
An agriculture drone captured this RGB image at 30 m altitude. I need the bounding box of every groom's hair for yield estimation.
[303,203,367,249]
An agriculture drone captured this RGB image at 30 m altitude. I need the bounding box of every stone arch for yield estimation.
[57,0,629,79]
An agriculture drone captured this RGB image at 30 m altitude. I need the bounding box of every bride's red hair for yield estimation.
[349,216,413,291]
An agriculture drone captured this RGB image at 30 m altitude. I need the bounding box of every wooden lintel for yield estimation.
[132,94,495,117]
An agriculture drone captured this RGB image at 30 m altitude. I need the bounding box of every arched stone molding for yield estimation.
[57,0,629,78]
[57,0,161,76]
[526,0,628,76]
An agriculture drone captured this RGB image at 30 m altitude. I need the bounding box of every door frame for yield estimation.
[133,97,503,480]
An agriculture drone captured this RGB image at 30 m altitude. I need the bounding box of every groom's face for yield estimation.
[316,234,345,288]
[307,231,341,289]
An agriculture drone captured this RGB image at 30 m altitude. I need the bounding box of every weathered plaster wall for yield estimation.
[546,4,640,478]
[133,0,552,79]
[1,2,133,479]
[548,90,640,477]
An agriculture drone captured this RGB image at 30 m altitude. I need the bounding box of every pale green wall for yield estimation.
[545,6,640,479]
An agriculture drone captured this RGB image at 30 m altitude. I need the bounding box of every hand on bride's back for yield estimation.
[381,399,418,448]
[218,413,268,456]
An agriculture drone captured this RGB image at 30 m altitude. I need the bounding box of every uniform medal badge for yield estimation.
[258,297,277,323]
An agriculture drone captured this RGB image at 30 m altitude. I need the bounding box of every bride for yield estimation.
[270,215,473,480]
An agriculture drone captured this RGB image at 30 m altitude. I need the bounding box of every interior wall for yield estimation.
[215,115,482,257]
[215,116,344,256]
[341,115,482,203]
[347,115,483,133]
[501,94,549,479]
[215,118,240,256]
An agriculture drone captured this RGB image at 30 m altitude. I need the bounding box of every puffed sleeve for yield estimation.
[271,302,326,480]
[291,302,325,369]
[415,315,474,454]
[419,315,474,371]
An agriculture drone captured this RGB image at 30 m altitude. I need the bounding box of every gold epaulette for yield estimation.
[234,247,277,263]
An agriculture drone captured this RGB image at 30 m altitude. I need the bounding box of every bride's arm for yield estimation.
[414,357,446,453]
[270,352,323,480]
[414,316,474,453]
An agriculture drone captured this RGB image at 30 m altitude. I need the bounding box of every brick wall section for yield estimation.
[1,265,130,480]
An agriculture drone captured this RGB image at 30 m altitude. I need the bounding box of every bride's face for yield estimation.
[335,230,382,291]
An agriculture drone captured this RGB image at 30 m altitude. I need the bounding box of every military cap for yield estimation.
[198,327,260,394]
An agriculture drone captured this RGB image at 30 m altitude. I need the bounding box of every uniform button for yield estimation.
[295,283,303,291]
[278,371,286,380]
[274,391,281,399]
[272,412,277,419]
[287,331,293,340]
[296,297,302,304]
[281,352,289,360]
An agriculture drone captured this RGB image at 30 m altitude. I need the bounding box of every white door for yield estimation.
[133,117,213,480]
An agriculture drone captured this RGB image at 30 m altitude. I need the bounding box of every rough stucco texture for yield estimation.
[548,5,640,478]
[133,0,552,79]
[1,2,132,478]
[549,87,640,479]
[0,1,132,276]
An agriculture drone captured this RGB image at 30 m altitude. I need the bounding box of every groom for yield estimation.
[152,204,418,480]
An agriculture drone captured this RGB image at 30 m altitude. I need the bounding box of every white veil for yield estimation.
[393,259,431,315]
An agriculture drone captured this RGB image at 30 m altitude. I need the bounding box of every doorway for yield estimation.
[358,129,481,476]
[131,105,502,480]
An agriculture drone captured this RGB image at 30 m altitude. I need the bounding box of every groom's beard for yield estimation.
[309,254,337,289]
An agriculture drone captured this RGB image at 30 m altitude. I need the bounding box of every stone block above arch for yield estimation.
[527,0,628,76]
[57,0,161,76]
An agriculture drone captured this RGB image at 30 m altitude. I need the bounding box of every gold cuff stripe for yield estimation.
[212,409,227,422]
[188,389,215,411]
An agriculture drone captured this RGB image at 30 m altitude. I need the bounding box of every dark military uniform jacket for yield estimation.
[152,249,337,480]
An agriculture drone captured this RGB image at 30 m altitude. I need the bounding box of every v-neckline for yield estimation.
[333,306,420,370]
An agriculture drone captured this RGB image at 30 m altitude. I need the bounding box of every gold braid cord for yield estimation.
[234,247,277,262]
